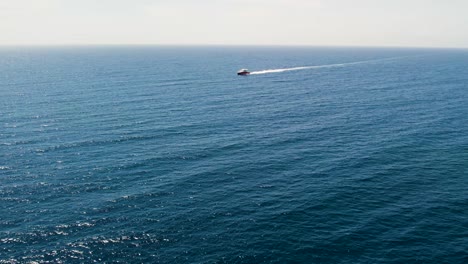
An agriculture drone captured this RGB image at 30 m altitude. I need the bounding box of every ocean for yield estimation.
[0,46,467,263]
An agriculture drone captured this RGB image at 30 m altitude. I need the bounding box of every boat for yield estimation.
[237,69,250,76]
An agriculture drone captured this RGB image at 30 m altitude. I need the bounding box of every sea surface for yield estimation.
[0,46,467,263]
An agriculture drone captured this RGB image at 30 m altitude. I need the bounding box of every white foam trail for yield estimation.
[249,57,402,75]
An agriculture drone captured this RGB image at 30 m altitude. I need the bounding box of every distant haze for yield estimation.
[1,0,468,48]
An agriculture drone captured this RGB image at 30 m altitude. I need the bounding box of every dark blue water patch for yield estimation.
[1,46,467,263]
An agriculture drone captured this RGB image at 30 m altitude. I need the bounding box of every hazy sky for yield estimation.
[1,0,468,47]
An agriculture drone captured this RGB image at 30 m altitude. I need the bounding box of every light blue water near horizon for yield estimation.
[0,46,467,263]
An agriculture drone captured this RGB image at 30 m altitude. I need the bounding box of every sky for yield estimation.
[1,0,468,48]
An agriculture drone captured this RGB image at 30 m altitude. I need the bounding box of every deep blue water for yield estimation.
[0,46,467,263]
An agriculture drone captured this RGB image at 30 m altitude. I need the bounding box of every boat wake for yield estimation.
[249,57,404,75]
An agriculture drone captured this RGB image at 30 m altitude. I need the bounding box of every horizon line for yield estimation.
[0,43,467,50]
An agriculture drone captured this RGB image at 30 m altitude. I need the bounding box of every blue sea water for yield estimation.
[0,46,467,263]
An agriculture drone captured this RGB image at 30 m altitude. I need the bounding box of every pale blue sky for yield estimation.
[1,0,468,47]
